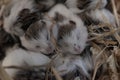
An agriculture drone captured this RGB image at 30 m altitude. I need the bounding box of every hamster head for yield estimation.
[20,20,55,54]
[3,0,35,36]
[49,5,88,54]
[55,20,88,54]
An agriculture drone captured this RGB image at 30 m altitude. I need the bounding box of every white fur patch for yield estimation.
[65,0,78,8]
[2,48,50,77]
[87,8,115,26]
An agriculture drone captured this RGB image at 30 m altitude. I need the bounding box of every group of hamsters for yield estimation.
[0,0,116,80]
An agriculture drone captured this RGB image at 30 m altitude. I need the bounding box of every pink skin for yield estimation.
[73,36,81,53]
[74,44,81,53]
[45,44,54,54]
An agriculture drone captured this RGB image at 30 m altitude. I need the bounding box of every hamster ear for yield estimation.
[77,0,91,10]
[69,20,76,26]
[54,12,65,22]
[38,20,47,30]
[18,9,30,19]
[25,20,42,32]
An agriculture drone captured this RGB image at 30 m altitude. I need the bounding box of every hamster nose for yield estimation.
[74,46,81,54]
[78,45,81,49]
[46,46,54,53]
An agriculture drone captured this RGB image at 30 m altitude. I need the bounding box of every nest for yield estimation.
[0,0,120,80]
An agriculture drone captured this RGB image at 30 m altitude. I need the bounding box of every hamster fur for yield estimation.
[2,48,50,77]
[48,4,88,54]
[20,20,55,54]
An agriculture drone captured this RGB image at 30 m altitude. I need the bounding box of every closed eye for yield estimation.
[46,34,49,40]
[59,36,63,40]
[4,8,11,17]
[36,45,41,48]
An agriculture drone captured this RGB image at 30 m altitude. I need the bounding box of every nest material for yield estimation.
[0,0,120,80]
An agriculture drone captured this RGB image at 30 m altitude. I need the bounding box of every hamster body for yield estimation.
[53,46,93,79]
[2,48,50,78]
[48,4,88,54]
[35,0,56,12]
[46,4,93,79]
[46,4,92,78]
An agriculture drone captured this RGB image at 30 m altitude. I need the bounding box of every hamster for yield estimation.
[47,4,88,54]
[2,48,51,78]
[20,20,55,54]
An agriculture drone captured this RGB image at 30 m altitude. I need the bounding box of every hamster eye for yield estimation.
[59,36,63,40]
[74,44,76,46]
[4,7,11,17]
[36,45,41,48]
[46,34,49,40]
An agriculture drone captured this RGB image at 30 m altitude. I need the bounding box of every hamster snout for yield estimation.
[46,47,52,53]
[74,44,81,53]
